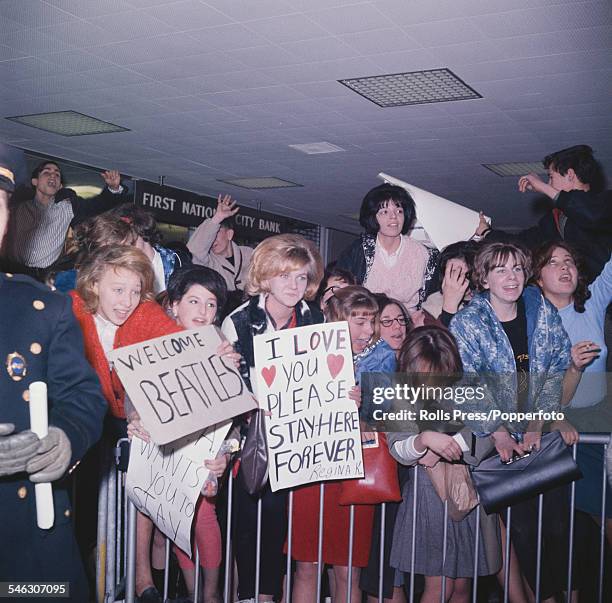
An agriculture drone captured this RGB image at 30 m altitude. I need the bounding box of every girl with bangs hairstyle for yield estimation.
[123,265,240,603]
[388,326,501,603]
[221,234,324,603]
[450,242,580,603]
[336,184,438,319]
[70,245,183,602]
[532,242,612,546]
[289,286,395,603]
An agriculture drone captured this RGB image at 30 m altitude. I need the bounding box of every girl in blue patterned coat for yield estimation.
[450,242,574,602]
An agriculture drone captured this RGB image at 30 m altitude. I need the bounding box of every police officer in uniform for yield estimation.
[0,145,107,601]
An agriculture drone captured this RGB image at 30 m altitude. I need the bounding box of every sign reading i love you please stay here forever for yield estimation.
[254,321,364,492]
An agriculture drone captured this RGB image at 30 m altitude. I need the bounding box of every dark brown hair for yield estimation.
[531,241,590,313]
[398,325,462,374]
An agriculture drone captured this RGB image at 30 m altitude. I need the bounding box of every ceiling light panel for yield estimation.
[339,68,482,107]
[483,162,547,177]
[289,142,346,154]
[218,177,302,190]
[6,111,130,136]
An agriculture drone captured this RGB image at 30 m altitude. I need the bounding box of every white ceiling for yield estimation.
[1,0,610,233]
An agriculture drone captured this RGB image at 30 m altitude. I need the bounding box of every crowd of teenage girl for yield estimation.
[14,143,611,602]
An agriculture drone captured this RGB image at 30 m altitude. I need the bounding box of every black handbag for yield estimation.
[471,432,582,513]
[239,409,269,495]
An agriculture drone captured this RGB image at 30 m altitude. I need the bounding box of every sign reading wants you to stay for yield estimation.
[254,322,364,492]
[127,422,231,556]
[109,326,256,444]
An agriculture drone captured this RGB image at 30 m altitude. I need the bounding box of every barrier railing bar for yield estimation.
[346,504,355,603]
[115,464,122,588]
[194,548,201,603]
[566,443,577,599]
[286,489,294,603]
[106,457,117,602]
[255,496,262,603]
[125,499,137,603]
[223,471,233,603]
[409,467,418,603]
[316,484,325,603]
[535,494,543,603]
[472,503,480,603]
[378,502,386,603]
[163,537,170,602]
[97,448,109,603]
[503,508,511,603]
[598,442,608,603]
[441,499,448,602]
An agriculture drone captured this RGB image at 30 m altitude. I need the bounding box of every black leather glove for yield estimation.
[0,423,42,476]
[26,426,72,483]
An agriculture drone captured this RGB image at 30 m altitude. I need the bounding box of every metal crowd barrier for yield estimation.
[96,434,611,603]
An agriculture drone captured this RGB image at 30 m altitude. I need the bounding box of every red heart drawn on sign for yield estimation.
[327,354,344,379]
[261,366,276,388]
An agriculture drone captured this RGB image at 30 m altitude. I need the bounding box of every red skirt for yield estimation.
[288,481,375,567]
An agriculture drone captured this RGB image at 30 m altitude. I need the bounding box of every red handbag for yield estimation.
[339,432,402,505]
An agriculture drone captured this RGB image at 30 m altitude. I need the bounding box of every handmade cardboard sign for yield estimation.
[378,172,490,250]
[254,322,364,491]
[126,421,231,555]
[109,326,255,444]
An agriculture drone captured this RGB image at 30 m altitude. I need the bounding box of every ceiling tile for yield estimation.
[291,80,354,99]
[0,43,28,61]
[367,48,442,74]
[281,37,359,62]
[405,17,487,46]
[245,14,328,44]
[2,27,74,54]
[0,16,27,34]
[0,0,78,27]
[87,34,204,65]
[44,0,134,18]
[200,85,307,107]
[263,56,381,84]
[88,11,178,42]
[168,69,280,95]
[200,0,297,22]
[459,50,612,83]
[127,51,247,79]
[148,0,231,31]
[341,27,421,55]
[40,50,115,73]
[472,1,611,39]
[186,23,269,50]
[306,3,395,35]
[36,21,113,48]
[226,45,302,69]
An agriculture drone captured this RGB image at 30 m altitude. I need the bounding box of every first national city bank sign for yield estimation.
[134,180,315,241]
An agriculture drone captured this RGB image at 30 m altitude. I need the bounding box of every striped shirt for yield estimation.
[6,185,124,269]
[7,197,74,268]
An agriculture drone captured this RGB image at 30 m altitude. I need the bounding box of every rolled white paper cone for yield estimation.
[378,172,490,250]
[29,381,54,530]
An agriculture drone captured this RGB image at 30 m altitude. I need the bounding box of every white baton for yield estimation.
[29,381,54,529]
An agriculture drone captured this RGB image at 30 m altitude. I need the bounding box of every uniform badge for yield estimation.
[6,352,27,381]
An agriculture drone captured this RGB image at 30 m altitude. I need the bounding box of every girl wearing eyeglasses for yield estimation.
[377,295,413,358]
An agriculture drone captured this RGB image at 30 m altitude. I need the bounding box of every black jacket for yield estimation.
[488,189,612,282]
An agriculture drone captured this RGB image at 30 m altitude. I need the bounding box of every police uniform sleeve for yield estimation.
[47,294,107,465]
